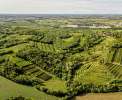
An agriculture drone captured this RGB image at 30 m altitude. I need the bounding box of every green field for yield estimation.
[0,76,59,100]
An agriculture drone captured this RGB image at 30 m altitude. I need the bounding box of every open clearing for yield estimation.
[74,92,122,100]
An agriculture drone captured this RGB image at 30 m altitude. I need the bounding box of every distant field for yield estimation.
[0,76,59,100]
[74,93,122,100]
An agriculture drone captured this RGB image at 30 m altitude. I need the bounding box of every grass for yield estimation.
[74,62,115,85]
[0,76,60,100]
[4,34,32,41]
[43,78,67,92]
[73,92,122,100]
[0,43,30,53]
[5,55,32,67]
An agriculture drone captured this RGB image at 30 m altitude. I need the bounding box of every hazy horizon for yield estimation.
[0,0,122,14]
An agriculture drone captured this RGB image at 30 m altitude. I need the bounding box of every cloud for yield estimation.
[0,0,122,14]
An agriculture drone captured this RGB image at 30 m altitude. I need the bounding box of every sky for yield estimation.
[0,0,122,14]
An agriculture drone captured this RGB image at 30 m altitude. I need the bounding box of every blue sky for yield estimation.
[0,0,122,14]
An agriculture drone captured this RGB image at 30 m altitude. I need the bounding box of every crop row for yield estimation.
[22,64,52,81]
[36,42,62,53]
[106,63,122,79]
[107,48,122,64]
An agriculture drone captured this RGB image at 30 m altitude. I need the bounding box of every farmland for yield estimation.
[0,14,122,100]
[73,92,122,100]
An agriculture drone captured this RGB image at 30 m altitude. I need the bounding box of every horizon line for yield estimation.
[0,13,122,15]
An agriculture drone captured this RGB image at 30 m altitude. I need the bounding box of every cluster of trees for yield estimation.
[0,59,42,86]
[0,60,22,77]
[27,28,103,52]
[36,79,120,99]
[110,79,122,85]
[7,96,33,100]
[16,46,84,81]
[36,85,67,97]
[62,38,80,50]
[40,34,55,44]
[65,81,120,99]
[83,33,103,50]
[16,48,68,78]
[112,42,122,48]
[99,29,122,38]
[0,50,13,56]
[28,35,44,42]
[0,25,14,35]
[59,33,72,39]
[0,39,27,49]
[14,75,42,86]
[66,61,83,80]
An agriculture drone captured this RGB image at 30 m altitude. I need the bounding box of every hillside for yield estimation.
[0,15,122,99]
[0,76,59,100]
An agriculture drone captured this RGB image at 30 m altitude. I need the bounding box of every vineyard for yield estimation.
[106,63,122,79]
[106,42,122,80]
[0,15,122,100]
[22,64,52,81]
